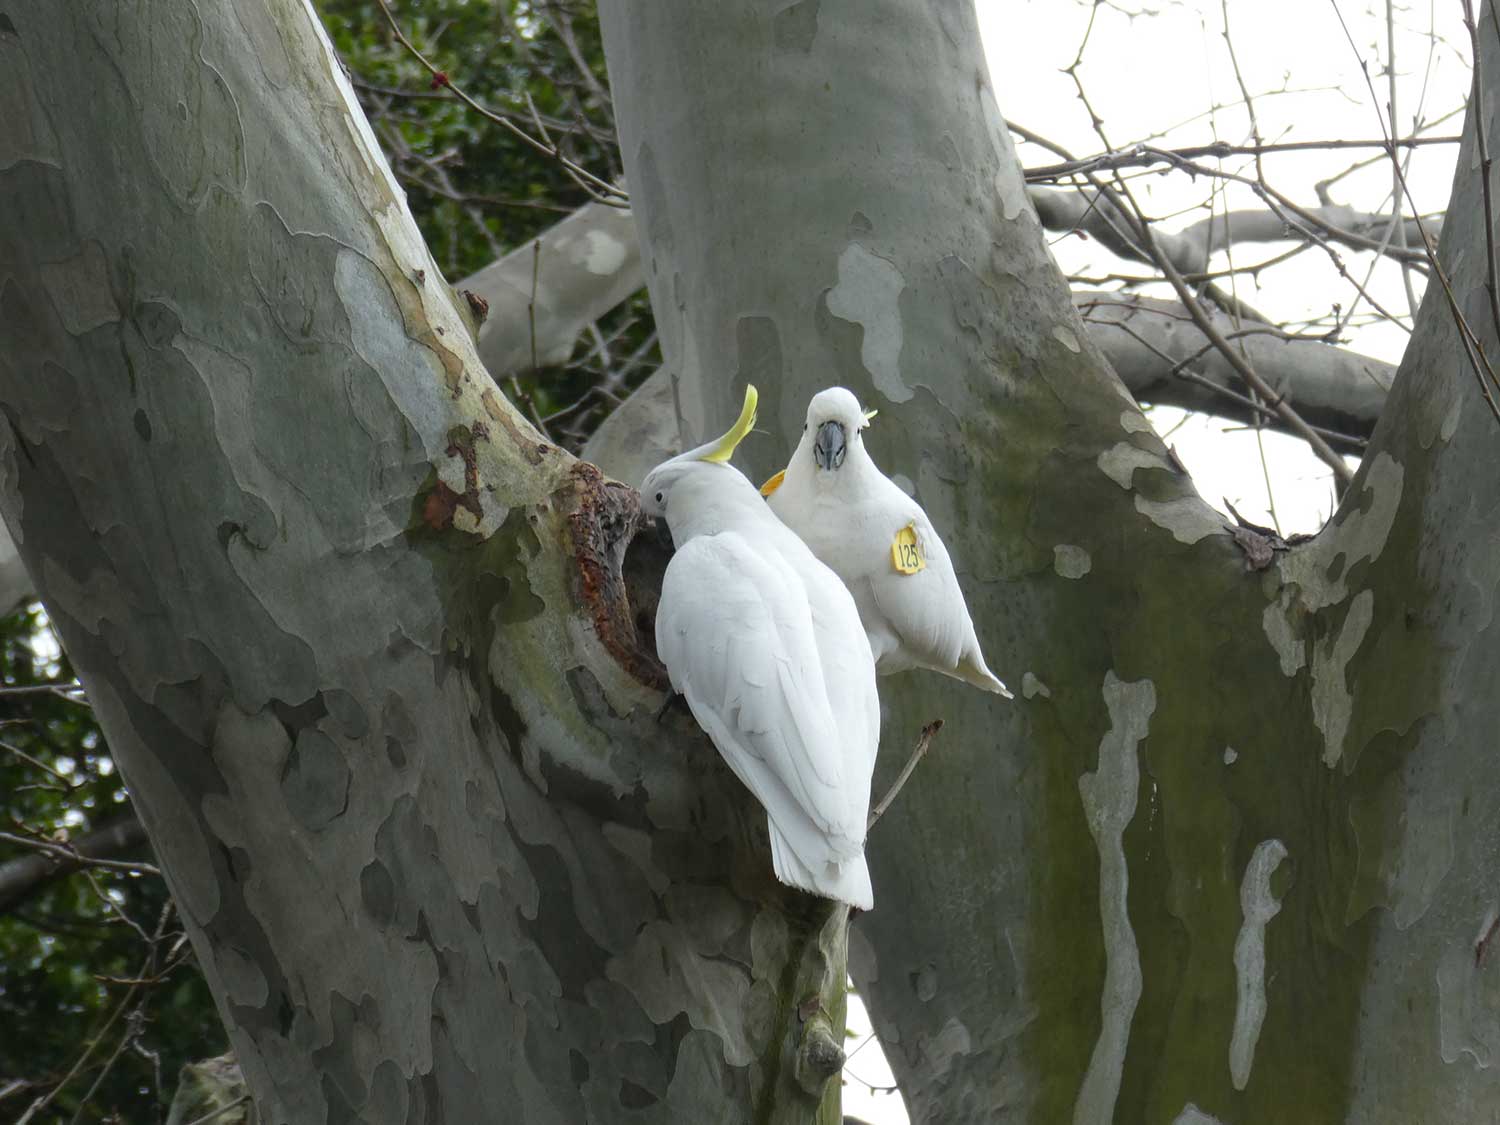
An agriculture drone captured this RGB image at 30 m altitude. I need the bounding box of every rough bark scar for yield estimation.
[1226,499,1312,571]
[422,481,464,531]
[423,430,485,531]
[564,462,669,690]
[462,288,490,326]
[1476,911,1500,967]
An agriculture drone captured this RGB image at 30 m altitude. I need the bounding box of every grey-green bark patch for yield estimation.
[1261,588,1306,675]
[1311,588,1375,767]
[1073,672,1155,1125]
[1230,838,1288,1089]
[1054,544,1092,579]
[1053,325,1081,354]
[772,0,819,52]
[826,242,910,403]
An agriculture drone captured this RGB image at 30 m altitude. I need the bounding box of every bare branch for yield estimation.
[1077,290,1390,445]
[867,721,944,831]
[0,817,154,913]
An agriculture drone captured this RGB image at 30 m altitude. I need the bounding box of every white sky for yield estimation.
[847,4,1469,1120]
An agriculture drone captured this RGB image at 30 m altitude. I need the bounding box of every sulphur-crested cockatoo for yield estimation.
[762,387,1011,697]
[641,385,881,909]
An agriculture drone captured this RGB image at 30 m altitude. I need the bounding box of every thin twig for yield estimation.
[0,830,161,878]
[867,721,944,831]
[1022,133,1462,182]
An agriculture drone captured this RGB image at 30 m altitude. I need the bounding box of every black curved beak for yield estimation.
[812,420,846,471]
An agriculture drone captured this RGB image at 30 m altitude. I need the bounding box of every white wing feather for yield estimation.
[656,533,870,869]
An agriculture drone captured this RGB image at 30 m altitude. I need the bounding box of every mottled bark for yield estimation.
[597,1,1500,1122]
[0,4,852,1123]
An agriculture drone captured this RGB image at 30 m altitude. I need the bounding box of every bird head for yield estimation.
[640,384,759,523]
[802,387,877,474]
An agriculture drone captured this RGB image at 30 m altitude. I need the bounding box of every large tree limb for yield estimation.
[0,4,851,1122]
[460,200,641,376]
[1076,290,1389,448]
[1028,184,1439,273]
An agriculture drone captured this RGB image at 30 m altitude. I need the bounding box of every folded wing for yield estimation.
[656,533,870,891]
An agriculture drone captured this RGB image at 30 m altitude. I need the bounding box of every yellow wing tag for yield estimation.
[759,470,785,498]
[892,524,925,575]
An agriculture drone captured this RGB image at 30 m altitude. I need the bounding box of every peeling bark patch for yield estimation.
[772,0,820,52]
[39,240,119,333]
[1261,588,1306,676]
[1230,838,1287,1089]
[1120,411,1153,435]
[436,426,487,533]
[606,920,754,1067]
[1022,672,1051,700]
[1053,544,1091,579]
[280,727,350,831]
[1073,672,1154,1125]
[1437,908,1500,1066]
[1133,496,1223,545]
[826,242,910,403]
[1172,1106,1226,1125]
[1311,589,1374,767]
[1097,443,1164,489]
[564,462,669,690]
[581,228,628,276]
[1052,325,1081,353]
[482,388,546,466]
[920,1017,972,1080]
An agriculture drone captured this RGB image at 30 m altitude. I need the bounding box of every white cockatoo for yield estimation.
[641,385,882,910]
[762,387,1011,698]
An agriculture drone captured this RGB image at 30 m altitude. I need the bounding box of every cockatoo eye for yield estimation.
[655,491,664,503]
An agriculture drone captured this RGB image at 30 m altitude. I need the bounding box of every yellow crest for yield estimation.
[759,469,786,497]
[698,385,758,464]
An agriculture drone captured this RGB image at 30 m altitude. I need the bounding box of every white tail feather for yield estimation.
[768,820,873,910]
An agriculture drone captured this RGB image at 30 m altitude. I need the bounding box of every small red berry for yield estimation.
[430,71,450,89]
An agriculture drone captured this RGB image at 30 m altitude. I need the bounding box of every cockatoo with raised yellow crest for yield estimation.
[762,387,1011,698]
[641,385,881,910]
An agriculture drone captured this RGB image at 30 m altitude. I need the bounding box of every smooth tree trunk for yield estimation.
[0,4,855,1123]
[596,0,1500,1121]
